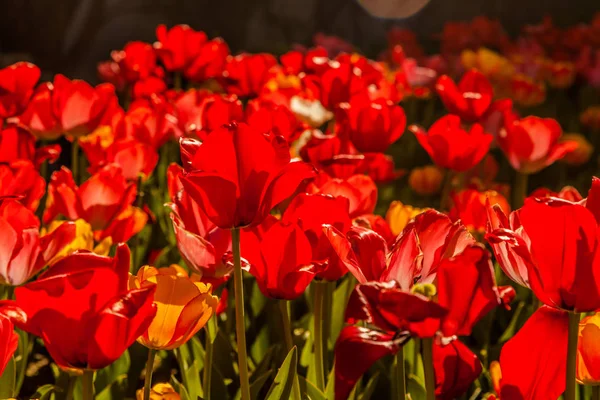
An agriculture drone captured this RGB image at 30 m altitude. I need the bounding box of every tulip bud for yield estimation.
[577,313,600,385]
[130,265,218,350]
[136,383,181,400]
[385,200,428,236]
[560,133,593,166]
[408,165,444,196]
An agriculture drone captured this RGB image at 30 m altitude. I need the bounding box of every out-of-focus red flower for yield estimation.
[0,125,61,167]
[0,198,76,285]
[577,313,600,385]
[0,160,46,211]
[308,172,377,218]
[132,76,167,100]
[408,165,444,196]
[450,188,510,233]
[0,314,18,377]
[410,115,493,172]
[282,193,351,280]
[385,200,429,236]
[175,91,243,138]
[246,99,307,143]
[184,38,230,83]
[44,165,146,242]
[180,123,315,229]
[497,116,577,174]
[436,70,494,122]
[301,62,369,110]
[220,53,278,98]
[560,133,594,166]
[116,98,181,149]
[79,127,159,181]
[18,75,120,140]
[395,58,437,97]
[4,244,156,371]
[506,74,546,107]
[240,216,315,299]
[97,61,127,92]
[299,131,362,179]
[112,41,159,83]
[360,153,404,183]
[498,306,568,399]
[0,62,40,119]
[154,24,208,72]
[543,60,576,88]
[167,164,232,287]
[434,338,483,400]
[486,177,600,312]
[280,47,329,75]
[529,186,583,202]
[313,33,354,58]
[335,98,406,153]
[581,105,600,131]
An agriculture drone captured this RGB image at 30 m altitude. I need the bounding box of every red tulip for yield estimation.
[6,244,156,371]
[220,53,278,98]
[280,47,329,75]
[354,213,396,246]
[0,125,61,167]
[0,62,40,119]
[240,216,315,299]
[299,131,363,179]
[167,164,232,287]
[0,314,18,377]
[433,338,483,400]
[436,69,494,122]
[112,41,159,83]
[179,122,315,229]
[497,116,577,174]
[449,188,510,233]
[0,160,46,211]
[44,165,146,242]
[529,186,583,202]
[335,98,406,153]
[308,172,377,218]
[174,91,243,137]
[301,62,368,110]
[486,177,600,312]
[0,199,77,285]
[183,38,230,83]
[18,75,120,139]
[154,24,208,72]
[410,115,493,172]
[246,99,307,143]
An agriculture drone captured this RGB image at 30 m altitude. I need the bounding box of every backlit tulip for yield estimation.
[450,188,510,233]
[42,219,112,265]
[0,62,40,119]
[410,115,493,172]
[130,265,218,350]
[154,24,208,72]
[180,122,315,229]
[385,200,428,236]
[174,91,243,137]
[301,62,369,110]
[112,41,159,83]
[408,165,444,195]
[246,99,307,143]
[167,164,232,287]
[577,313,600,385]
[0,160,45,211]
[560,133,593,166]
[220,53,278,98]
[308,171,377,218]
[529,186,583,202]
[0,199,77,285]
[183,38,230,83]
[18,75,120,139]
[486,177,600,312]
[240,216,316,299]
[0,125,61,167]
[44,165,146,242]
[433,338,483,400]
[436,69,494,122]
[507,74,546,107]
[335,98,406,153]
[136,383,181,400]
[0,315,18,378]
[5,244,156,371]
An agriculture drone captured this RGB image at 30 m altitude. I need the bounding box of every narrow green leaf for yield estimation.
[0,356,16,398]
[324,366,335,400]
[95,350,130,393]
[357,372,380,400]
[185,359,204,399]
[298,376,327,400]
[265,346,298,400]
[329,279,349,350]
[171,375,192,400]
[407,374,427,400]
[499,301,526,343]
[96,375,128,400]
[32,384,60,400]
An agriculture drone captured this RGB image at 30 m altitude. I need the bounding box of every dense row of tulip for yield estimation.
[0,12,599,400]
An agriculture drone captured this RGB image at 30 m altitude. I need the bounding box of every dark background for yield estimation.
[1,0,598,82]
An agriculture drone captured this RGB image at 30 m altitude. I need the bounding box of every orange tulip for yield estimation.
[129,265,218,350]
[577,313,600,385]
[385,200,428,236]
[408,165,444,196]
[136,383,181,400]
[42,219,112,265]
[560,133,593,166]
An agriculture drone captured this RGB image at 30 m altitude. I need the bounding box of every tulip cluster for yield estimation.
[0,13,599,400]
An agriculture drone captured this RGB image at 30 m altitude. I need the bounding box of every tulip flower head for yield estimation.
[0,314,18,378]
[436,69,494,122]
[0,62,40,119]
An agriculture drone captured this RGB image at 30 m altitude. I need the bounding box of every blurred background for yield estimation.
[1,0,599,82]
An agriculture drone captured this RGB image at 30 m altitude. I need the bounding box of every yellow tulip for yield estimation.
[461,48,515,82]
[130,265,218,350]
[136,383,181,400]
[43,219,112,265]
[385,201,428,236]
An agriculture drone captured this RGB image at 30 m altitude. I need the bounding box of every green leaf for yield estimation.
[324,366,335,400]
[32,384,60,400]
[329,278,350,350]
[499,301,526,343]
[95,350,130,393]
[15,328,31,395]
[407,374,427,400]
[96,375,128,400]
[358,372,380,400]
[265,346,298,400]
[237,370,272,400]
[171,375,192,400]
[207,316,218,345]
[185,359,204,399]
[0,356,16,398]
[298,376,327,400]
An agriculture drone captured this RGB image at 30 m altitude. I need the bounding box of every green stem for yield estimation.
[203,323,214,400]
[513,172,529,209]
[174,72,183,90]
[278,300,301,400]
[412,338,420,374]
[143,349,156,400]
[422,338,435,400]
[71,140,79,184]
[394,348,406,400]
[313,281,326,391]
[439,171,454,211]
[65,374,77,400]
[82,370,94,400]
[132,175,145,272]
[231,228,251,400]
[593,385,600,400]
[565,312,580,400]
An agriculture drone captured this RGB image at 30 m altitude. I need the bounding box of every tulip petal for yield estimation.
[434,338,483,400]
